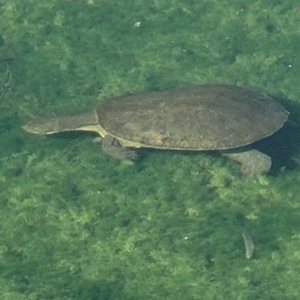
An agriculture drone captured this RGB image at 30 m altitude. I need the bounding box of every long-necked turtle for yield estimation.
[22,84,289,178]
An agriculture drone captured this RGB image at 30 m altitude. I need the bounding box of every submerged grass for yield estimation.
[1,0,300,299]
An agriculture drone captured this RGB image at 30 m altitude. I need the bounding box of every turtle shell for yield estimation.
[96,84,288,150]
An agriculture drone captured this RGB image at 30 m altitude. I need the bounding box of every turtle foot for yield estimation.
[222,149,271,178]
[101,135,137,160]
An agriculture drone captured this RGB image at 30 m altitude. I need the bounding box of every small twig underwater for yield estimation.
[242,231,254,259]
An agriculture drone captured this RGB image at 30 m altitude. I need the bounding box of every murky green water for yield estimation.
[1,1,300,299]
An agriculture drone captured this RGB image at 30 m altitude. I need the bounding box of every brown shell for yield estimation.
[96,84,288,150]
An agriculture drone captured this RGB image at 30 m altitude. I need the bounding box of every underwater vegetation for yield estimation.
[1,0,300,299]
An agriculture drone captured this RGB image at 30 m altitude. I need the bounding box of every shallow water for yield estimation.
[1,1,300,299]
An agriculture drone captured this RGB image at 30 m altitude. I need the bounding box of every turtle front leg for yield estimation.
[101,135,137,160]
[222,149,271,178]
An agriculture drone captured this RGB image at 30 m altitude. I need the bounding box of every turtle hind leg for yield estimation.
[101,135,137,160]
[222,149,271,178]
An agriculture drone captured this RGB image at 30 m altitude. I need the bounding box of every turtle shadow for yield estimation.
[254,96,300,175]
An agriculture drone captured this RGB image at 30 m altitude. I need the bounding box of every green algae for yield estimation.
[1,0,300,299]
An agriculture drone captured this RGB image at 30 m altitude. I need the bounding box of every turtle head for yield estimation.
[22,117,61,134]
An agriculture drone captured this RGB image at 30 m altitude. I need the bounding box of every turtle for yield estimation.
[22,84,289,178]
